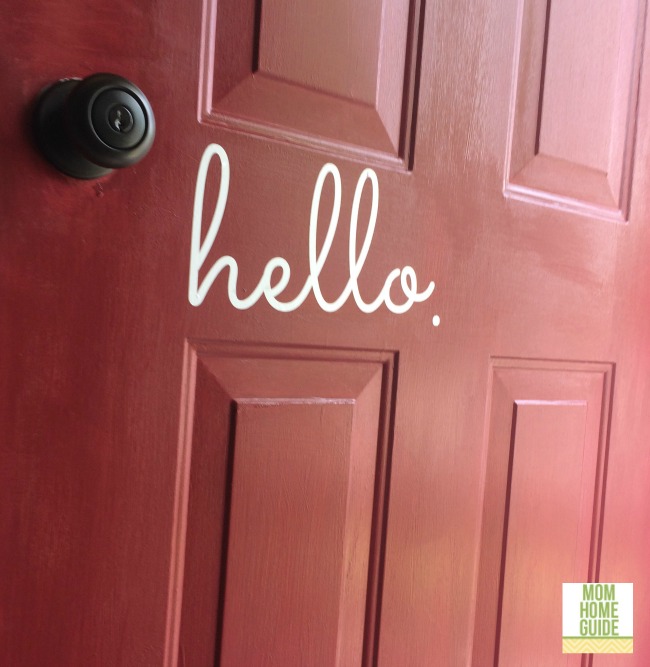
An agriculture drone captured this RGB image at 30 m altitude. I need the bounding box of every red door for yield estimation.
[2,1,650,665]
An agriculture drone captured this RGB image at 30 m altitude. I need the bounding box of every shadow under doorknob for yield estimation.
[34,72,155,179]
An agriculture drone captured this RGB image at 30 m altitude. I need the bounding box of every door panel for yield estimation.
[201,0,421,166]
[175,344,395,666]
[506,0,645,219]
[473,359,614,666]
[2,0,650,666]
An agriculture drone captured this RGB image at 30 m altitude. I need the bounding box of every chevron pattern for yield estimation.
[562,638,633,653]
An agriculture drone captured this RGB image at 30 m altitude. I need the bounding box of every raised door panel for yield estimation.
[200,0,424,168]
[505,0,646,220]
[473,359,614,666]
[173,343,397,666]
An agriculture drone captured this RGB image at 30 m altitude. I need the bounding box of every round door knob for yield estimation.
[34,73,155,179]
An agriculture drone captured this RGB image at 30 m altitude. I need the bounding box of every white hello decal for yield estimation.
[189,144,440,326]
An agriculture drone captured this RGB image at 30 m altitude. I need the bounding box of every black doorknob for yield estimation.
[34,73,155,179]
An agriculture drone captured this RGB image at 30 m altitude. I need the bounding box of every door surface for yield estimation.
[2,1,650,665]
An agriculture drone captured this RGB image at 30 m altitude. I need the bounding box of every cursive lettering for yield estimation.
[189,144,436,321]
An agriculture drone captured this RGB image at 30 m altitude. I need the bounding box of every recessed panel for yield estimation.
[472,359,614,666]
[498,401,591,665]
[538,0,621,171]
[258,0,382,104]
[221,399,374,665]
[505,0,645,220]
[173,342,397,666]
[200,0,423,169]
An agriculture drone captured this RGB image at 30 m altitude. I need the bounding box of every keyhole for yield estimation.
[107,104,134,133]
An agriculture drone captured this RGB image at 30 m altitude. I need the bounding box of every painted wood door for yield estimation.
[1,0,650,665]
